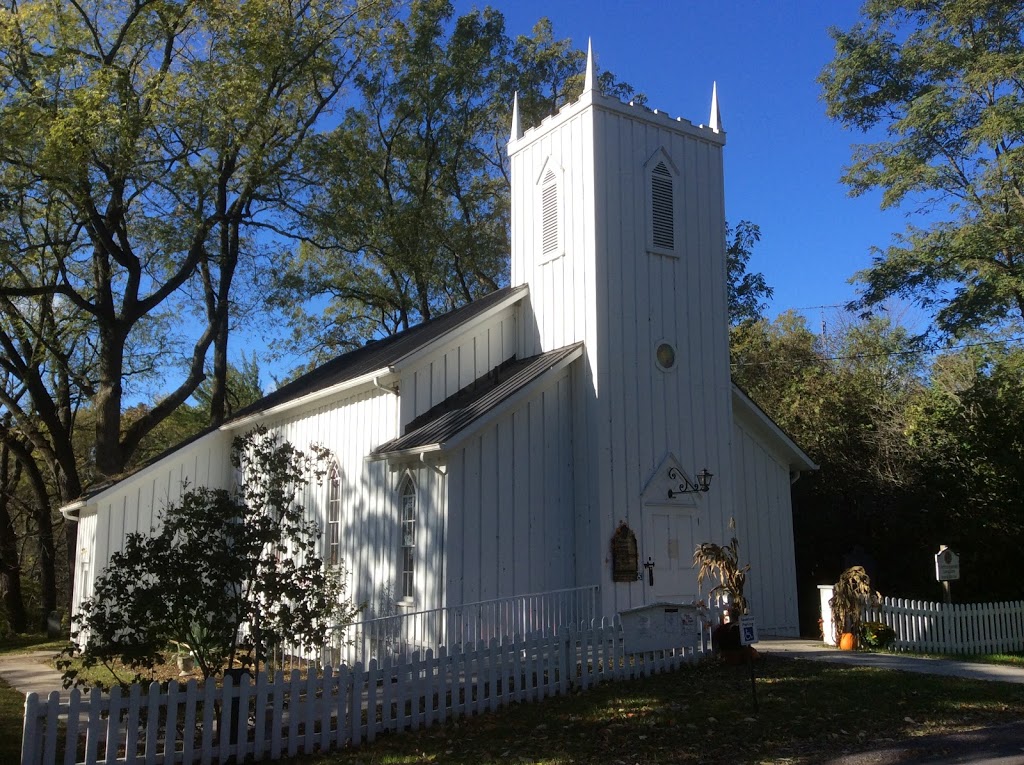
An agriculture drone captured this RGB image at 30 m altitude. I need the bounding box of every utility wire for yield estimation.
[730,335,1024,368]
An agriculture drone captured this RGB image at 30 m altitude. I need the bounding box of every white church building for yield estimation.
[64,48,815,647]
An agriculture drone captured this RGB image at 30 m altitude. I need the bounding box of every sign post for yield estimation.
[934,545,960,604]
[739,615,759,711]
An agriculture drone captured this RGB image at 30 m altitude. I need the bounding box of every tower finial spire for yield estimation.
[583,38,597,94]
[709,81,722,133]
[510,90,522,141]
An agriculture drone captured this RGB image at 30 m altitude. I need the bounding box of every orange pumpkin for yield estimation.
[839,632,857,651]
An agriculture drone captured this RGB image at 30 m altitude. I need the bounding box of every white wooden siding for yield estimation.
[258,387,432,618]
[400,306,517,429]
[731,414,800,635]
[446,367,576,607]
[82,430,234,610]
[509,93,736,619]
[74,387,417,621]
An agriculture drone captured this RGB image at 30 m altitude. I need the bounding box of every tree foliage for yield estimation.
[278,2,644,360]
[733,309,1024,629]
[0,0,390,477]
[820,0,1024,336]
[726,220,773,325]
[62,428,359,684]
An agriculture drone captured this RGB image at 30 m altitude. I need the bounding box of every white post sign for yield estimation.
[935,546,960,581]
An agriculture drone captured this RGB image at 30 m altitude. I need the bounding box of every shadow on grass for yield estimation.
[282,656,1024,765]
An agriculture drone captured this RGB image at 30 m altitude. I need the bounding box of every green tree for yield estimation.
[820,0,1024,336]
[0,0,390,477]
[62,428,359,683]
[127,356,265,469]
[902,340,1024,600]
[726,220,773,325]
[279,4,643,359]
[732,311,926,629]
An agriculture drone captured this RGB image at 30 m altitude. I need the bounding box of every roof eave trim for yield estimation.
[731,384,818,472]
[59,499,88,522]
[370,444,443,464]
[389,285,529,371]
[226,368,399,430]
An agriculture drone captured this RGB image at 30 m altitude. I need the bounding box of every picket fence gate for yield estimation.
[865,596,1024,654]
[22,618,704,765]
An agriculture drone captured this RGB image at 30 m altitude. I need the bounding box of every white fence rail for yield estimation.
[818,585,1024,654]
[296,585,598,669]
[23,617,702,765]
[866,597,1024,654]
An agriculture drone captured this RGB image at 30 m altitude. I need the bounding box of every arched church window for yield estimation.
[400,476,417,601]
[326,462,341,566]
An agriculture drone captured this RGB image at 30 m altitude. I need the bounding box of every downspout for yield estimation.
[373,375,400,449]
[60,499,86,523]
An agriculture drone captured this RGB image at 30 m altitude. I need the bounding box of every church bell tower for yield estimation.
[507,42,738,614]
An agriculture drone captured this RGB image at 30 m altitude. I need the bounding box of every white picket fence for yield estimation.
[819,585,1024,654]
[865,596,1024,654]
[22,618,704,765]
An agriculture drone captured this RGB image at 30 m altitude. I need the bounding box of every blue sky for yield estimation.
[465,0,914,328]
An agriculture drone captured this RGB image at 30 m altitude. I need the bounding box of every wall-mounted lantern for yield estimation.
[666,466,713,499]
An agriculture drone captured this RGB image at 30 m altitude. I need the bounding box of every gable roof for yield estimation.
[228,285,527,425]
[372,342,583,459]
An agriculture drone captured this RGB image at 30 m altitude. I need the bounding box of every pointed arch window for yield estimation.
[326,462,341,566]
[400,477,417,601]
[645,150,679,257]
[537,160,563,262]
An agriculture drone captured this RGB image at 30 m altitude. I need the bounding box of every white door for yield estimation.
[641,505,698,604]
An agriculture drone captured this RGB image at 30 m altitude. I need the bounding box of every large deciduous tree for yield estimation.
[820,0,1024,336]
[279,2,643,360]
[0,0,391,479]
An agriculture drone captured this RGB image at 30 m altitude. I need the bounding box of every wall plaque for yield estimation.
[611,523,639,582]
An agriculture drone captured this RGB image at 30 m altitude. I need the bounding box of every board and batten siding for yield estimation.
[445,366,576,608]
[400,305,518,429]
[509,90,736,618]
[731,414,800,636]
[255,387,446,617]
[75,429,235,612]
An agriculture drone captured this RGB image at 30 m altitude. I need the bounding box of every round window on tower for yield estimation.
[655,341,676,371]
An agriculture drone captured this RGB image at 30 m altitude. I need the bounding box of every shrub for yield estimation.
[860,621,896,650]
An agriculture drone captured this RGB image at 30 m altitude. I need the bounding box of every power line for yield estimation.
[731,335,1024,368]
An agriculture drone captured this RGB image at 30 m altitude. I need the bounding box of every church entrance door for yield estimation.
[641,504,698,605]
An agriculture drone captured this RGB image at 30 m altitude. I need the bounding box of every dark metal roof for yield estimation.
[227,285,525,423]
[372,343,582,456]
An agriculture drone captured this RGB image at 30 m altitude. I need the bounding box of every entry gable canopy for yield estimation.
[641,453,703,508]
[372,343,582,461]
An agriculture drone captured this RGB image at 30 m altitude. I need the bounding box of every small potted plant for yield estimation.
[694,521,751,661]
[829,566,880,650]
[170,640,195,674]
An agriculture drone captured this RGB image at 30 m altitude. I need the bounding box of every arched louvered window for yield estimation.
[326,462,341,566]
[646,150,679,256]
[399,477,416,601]
[651,162,674,250]
[540,168,560,258]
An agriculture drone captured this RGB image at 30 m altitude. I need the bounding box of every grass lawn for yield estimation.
[0,634,67,657]
[280,655,1024,765]
[5,649,1024,764]
[0,677,26,765]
